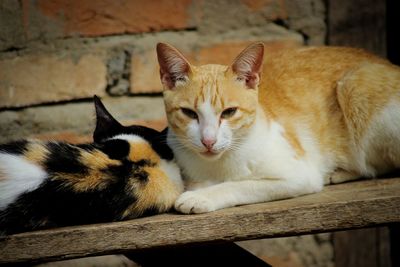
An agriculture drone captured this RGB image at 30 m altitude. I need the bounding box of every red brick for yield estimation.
[242,0,270,11]
[241,0,287,19]
[0,54,106,108]
[34,0,195,37]
[129,40,302,94]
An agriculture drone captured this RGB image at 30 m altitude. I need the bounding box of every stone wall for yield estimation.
[0,0,331,266]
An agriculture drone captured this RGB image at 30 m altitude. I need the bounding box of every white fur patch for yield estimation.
[199,102,218,141]
[183,100,233,155]
[111,134,147,144]
[169,108,325,212]
[172,109,324,184]
[0,153,47,209]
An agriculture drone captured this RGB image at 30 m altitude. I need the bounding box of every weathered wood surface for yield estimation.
[1,178,400,264]
[334,227,392,267]
[327,0,386,57]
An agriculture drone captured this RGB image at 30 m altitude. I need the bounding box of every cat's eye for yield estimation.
[221,107,238,119]
[180,108,198,120]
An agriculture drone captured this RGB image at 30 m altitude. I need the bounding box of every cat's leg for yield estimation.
[324,169,361,185]
[175,177,323,214]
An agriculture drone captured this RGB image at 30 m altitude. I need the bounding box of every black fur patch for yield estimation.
[97,139,130,160]
[102,161,133,182]
[123,126,174,161]
[133,167,149,182]
[44,142,88,174]
[0,140,28,155]
[134,159,155,167]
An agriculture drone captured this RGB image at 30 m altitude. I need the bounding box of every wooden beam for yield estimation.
[327,2,394,266]
[390,223,400,266]
[327,0,386,57]
[1,178,400,264]
[126,243,272,267]
[387,0,400,65]
[333,227,392,267]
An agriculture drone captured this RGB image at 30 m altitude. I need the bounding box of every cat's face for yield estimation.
[157,43,264,160]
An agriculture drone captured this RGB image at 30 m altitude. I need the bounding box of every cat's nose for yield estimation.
[201,138,216,150]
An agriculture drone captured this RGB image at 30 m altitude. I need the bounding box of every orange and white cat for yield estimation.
[156,42,400,214]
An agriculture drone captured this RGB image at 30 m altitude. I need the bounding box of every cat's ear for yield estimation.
[156,43,192,90]
[231,42,264,89]
[93,95,123,142]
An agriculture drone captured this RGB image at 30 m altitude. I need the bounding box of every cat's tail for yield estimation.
[0,152,47,211]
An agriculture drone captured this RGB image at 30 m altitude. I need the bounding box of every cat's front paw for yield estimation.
[174,191,216,214]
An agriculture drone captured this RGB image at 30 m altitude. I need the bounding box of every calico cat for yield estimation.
[156,42,400,214]
[0,96,183,235]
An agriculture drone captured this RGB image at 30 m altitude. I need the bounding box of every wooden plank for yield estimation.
[327,0,386,57]
[387,0,400,65]
[1,178,400,264]
[390,223,400,266]
[378,227,392,267]
[126,243,272,267]
[333,227,392,267]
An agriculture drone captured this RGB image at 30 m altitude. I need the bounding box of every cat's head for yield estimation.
[92,95,173,161]
[157,42,264,160]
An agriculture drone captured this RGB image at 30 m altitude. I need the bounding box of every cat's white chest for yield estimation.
[171,118,321,188]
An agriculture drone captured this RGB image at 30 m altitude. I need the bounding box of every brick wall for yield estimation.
[0,0,326,143]
[0,0,331,266]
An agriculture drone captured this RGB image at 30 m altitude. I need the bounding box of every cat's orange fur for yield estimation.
[157,42,400,214]
[259,47,400,174]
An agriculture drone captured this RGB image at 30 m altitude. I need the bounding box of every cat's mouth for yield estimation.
[199,149,223,160]
[201,150,217,156]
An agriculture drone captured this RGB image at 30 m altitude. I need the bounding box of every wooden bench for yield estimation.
[1,177,399,266]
